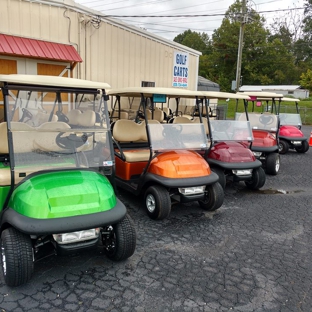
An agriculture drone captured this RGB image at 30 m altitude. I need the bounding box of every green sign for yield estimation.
[153,94,166,103]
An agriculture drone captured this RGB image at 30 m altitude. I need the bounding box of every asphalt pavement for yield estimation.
[0,126,312,312]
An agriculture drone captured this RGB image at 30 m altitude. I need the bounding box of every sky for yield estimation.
[74,0,306,41]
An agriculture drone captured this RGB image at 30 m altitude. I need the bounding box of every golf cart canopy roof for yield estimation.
[237,91,283,99]
[108,88,251,100]
[202,91,250,100]
[107,87,203,99]
[280,97,300,102]
[0,74,111,91]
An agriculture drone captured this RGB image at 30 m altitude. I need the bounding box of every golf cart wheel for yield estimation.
[278,140,289,154]
[265,153,280,175]
[103,214,136,261]
[211,167,226,190]
[244,167,266,190]
[144,185,171,220]
[295,140,309,153]
[1,227,34,287]
[198,182,224,211]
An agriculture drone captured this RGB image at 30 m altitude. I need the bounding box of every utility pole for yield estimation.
[235,0,247,93]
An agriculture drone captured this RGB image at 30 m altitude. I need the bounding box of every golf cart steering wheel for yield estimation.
[56,111,69,123]
[259,114,274,126]
[19,108,33,122]
[56,132,92,149]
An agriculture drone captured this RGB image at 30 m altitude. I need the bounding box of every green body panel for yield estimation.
[8,171,117,219]
[0,186,10,211]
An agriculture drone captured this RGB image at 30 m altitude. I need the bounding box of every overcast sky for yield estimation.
[74,0,305,41]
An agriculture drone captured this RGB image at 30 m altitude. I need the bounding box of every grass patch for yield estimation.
[218,98,312,125]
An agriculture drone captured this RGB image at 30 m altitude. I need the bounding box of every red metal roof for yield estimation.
[0,34,82,63]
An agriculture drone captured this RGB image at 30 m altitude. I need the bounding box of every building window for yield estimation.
[288,91,294,95]
[142,81,155,87]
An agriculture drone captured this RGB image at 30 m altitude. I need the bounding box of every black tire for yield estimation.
[103,214,136,261]
[198,182,224,211]
[278,139,289,154]
[1,227,33,287]
[265,153,280,175]
[245,167,266,190]
[211,167,226,190]
[144,185,171,220]
[295,140,309,153]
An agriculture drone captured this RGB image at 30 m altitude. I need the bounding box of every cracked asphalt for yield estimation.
[1,126,312,312]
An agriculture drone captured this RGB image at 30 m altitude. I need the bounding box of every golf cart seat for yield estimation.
[26,111,58,127]
[172,116,209,135]
[66,109,96,127]
[112,119,159,162]
[237,112,277,131]
[110,111,129,120]
[146,109,164,123]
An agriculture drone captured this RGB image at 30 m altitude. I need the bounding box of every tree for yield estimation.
[173,30,211,55]
[299,69,312,91]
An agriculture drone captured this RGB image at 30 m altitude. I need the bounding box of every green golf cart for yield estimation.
[0,74,136,287]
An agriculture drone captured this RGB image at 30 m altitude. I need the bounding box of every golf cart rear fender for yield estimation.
[8,170,117,219]
[142,171,219,190]
[279,125,305,139]
[208,142,256,163]
[252,130,277,147]
[0,198,127,235]
[114,156,147,180]
[148,150,211,178]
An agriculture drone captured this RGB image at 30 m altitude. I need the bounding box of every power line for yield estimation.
[101,7,304,18]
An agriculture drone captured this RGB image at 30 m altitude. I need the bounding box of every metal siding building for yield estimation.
[0,0,201,92]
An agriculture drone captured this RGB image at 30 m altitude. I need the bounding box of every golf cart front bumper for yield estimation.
[143,171,219,188]
[0,198,126,235]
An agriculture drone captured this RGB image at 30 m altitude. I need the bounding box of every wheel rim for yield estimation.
[275,156,280,172]
[1,244,6,275]
[278,143,283,152]
[146,194,156,213]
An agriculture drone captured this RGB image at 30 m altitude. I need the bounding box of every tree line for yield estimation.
[173,0,312,92]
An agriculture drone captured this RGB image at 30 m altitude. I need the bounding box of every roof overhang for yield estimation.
[0,34,82,63]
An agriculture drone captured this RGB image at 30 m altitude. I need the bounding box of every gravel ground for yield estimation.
[0,126,312,312]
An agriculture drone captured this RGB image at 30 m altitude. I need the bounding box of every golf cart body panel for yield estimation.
[0,74,136,286]
[8,170,116,219]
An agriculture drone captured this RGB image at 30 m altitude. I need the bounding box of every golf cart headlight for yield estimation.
[53,228,100,245]
[178,186,205,195]
[232,169,252,176]
[291,141,302,145]
[253,151,262,157]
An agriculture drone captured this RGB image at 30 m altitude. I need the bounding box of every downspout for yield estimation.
[63,9,80,78]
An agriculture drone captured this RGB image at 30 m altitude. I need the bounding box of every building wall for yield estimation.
[0,0,201,92]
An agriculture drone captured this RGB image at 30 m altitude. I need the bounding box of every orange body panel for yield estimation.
[115,156,147,181]
[149,150,211,178]
[115,150,211,180]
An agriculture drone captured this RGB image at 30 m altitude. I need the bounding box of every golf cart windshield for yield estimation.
[148,123,209,151]
[279,113,302,127]
[235,112,278,132]
[210,120,253,142]
[3,85,112,183]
